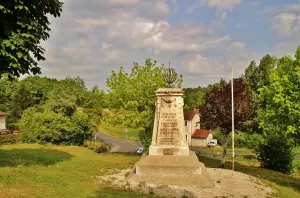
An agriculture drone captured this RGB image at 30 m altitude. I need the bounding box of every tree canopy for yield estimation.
[105,59,182,148]
[0,0,63,79]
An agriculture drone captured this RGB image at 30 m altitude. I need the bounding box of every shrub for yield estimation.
[0,134,19,145]
[256,135,295,174]
[18,108,92,145]
[83,140,110,153]
[243,133,264,149]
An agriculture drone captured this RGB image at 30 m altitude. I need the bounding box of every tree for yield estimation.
[18,107,92,145]
[259,49,300,145]
[0,0,63,79]
[106,59,182,148]
[7,83,35,129]
[200,78,255,167]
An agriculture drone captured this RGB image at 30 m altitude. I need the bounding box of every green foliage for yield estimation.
[69,111,93,145]
[256,135,295,174]
[183,86,206,110]
[106,59,182,148]
[83,140,110,153]
[18,108,92,145]
[242,133,264,149]
[0,134,19,144]
[258,49,300,145]
[0,0,63,79]
[18,108,73,144]
[6,83,36,129]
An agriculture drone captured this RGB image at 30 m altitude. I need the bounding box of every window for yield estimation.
[185,121,188,126]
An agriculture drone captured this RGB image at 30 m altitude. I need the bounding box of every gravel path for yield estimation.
[96,168,275,198]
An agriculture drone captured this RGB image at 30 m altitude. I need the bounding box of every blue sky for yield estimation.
[39,0,300,89]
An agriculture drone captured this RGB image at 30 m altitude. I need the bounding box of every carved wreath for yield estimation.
[161,98,177,108]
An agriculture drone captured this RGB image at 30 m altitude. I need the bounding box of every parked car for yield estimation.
[207,139,217,147]
[0,129,12,135]
[134,146,144,154]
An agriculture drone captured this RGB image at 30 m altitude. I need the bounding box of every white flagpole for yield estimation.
[231,64,235,172]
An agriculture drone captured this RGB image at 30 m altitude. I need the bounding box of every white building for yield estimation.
[0,112,7,130]
[184,108,213,147]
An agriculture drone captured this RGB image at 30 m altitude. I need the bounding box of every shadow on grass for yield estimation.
[0,148,72,167]
[88,187,160,198]
[197,154,300,193]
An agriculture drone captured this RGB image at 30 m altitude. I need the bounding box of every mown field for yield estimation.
[0,144,299,198]
[0,144,155,198]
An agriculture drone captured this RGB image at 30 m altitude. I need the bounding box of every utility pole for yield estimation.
[231,64,235,172]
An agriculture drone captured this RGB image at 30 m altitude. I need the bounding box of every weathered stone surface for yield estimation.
[127,87,213,187]
[149,88,189,156]
[127,151,213,187]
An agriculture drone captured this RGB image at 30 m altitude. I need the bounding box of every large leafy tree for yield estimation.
[0,0,63,79]
[259,48,300,145]
[200,78,255,167]
[256,47,300,173]
[106,59,182,148]
[243,55,278,134]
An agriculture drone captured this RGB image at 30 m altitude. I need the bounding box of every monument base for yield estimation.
[149,145,190,156]
[127,151,213,187]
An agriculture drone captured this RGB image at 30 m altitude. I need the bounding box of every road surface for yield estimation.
[94,131,142,152]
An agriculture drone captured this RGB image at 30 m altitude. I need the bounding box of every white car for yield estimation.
[207,140,217,147]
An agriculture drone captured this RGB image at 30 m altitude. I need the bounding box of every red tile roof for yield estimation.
[192,129,212,139]
[0,112,7,116]
[184,110,197,120]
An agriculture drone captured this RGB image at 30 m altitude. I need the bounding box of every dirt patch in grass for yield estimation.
[96,168,275,198]
[0,187,32,198]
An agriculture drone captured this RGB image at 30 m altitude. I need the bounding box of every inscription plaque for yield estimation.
[158,111,181,146]
[163,148,174,155]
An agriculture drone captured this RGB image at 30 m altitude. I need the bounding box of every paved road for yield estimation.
[94,131,142,153]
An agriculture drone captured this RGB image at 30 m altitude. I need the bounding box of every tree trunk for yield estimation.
[220,137,228,168]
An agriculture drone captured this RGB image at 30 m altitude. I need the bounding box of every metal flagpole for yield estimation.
[231,64,235,172]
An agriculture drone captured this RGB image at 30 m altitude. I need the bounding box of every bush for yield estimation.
[256,135,295,174]
[83,140,110,153]
[0,134,19,145]
[243,133,264,149]
[18,108,92,145]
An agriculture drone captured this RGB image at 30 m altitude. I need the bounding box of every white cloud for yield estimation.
[200,0,242,10]
[198,0,243,21]
[37,0,255,89]
[272,12,300,36]
[183,54,225,74]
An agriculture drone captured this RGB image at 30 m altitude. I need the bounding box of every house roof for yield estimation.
[192,129,212,139]
[0,111,7,116]
[184,110,197,120]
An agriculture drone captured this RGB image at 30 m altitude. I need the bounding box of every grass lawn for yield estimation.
[97,122,139,142]
[0,144,157,198]
[197,154,300,198]
[1,144,299,198]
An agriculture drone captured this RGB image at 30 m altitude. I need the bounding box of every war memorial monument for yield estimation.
[127,66,213,187]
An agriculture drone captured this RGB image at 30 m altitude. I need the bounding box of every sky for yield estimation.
[38,0,300,89]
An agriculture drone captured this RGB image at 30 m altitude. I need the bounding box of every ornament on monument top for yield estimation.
[162,61,178,86]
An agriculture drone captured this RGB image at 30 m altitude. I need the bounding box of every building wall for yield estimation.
[184,113,200,146]
[191,113,200,131]
[0,116,6,129]
[191,138,208,147]
[185,120,192,145]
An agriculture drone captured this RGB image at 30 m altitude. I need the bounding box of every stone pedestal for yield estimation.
[127,88,213,187]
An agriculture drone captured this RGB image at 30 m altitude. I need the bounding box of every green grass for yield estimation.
[1,143,299,198]
[200,146,255,154]
[197,154,300,198]
[97,122,139,142]
[0,144,158,198]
